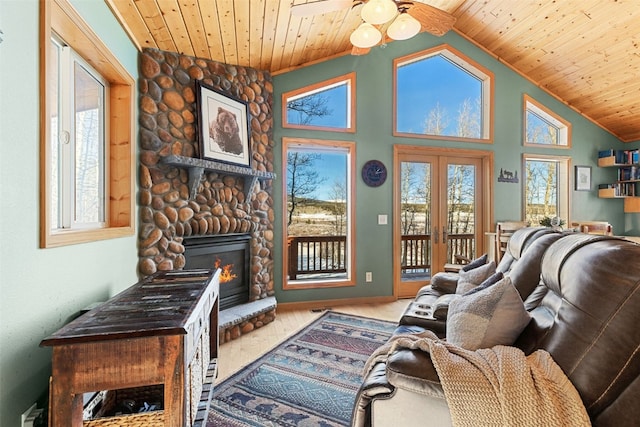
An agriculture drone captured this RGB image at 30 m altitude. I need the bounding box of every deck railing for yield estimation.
[287,233,475,279]
[287,235,347,280]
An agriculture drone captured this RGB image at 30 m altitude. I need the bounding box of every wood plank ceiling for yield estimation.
[106,0,640,142]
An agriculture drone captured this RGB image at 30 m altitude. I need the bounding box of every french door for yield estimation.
[393,146,492,298]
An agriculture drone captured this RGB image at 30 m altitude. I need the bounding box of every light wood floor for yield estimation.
[216,299,410,382]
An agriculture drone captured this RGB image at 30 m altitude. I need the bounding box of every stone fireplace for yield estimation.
[137,48,276,344]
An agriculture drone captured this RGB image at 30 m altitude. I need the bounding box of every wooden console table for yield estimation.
[41,268,220,427]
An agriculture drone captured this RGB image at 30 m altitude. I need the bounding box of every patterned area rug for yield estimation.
[207,311,396,427]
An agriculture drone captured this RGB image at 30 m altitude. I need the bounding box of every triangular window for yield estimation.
[524,95,571,147]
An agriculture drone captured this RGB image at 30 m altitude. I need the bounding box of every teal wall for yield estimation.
[272,30,628,304]
[0,1,139,425]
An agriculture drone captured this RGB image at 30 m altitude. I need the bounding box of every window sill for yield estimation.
[42,226,134,248]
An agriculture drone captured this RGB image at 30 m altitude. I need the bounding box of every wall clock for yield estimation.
[362,160,387,187]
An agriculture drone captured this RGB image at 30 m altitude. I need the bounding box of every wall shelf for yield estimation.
[162,155,276,200]
[597,152,640,213]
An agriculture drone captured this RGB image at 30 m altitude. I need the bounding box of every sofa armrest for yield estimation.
[386,348,446,399]
[352,361,395,427]
[360,361,394,398]
[429,272,460,294]
[353,349,451,427]
[365,349,452,427]
[432,294,460,320]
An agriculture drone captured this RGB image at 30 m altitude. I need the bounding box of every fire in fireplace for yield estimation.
[183,234,250,310]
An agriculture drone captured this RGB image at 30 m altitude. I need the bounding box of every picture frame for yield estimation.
[575,165,591,191]
[196,81,251,167]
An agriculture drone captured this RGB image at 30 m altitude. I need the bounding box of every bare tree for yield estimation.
[326,179,347,268]
[447,164,475,234]
[527,112,558,145]
[525,160,557,223]
[542,161,557,217]
[327,179,346,235]
[400,162,433,271]
[456,98,481,139]
[400,162,417,235]
[287,94,331,125]
[286,152,325,227]
[423,102,449,135]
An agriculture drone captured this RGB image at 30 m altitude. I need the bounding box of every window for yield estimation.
[282,138,356,289]
[394,45,493,142]
[282,73,356,132]
[51,38,107,229]
[40,0,135,247]
[523,154,570,226]
[524,95,571,148]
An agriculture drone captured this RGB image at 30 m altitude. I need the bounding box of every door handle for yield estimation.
[442,228,447,243]
[433,226,439,244]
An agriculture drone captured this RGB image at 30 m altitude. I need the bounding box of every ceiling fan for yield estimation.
[290,0,456,54]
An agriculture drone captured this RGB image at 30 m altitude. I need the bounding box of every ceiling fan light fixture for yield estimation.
[361,0,397,25]
[350,22,382,48]
[387,11,421,40]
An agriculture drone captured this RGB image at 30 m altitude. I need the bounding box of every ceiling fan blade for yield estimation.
[408,2,456,36]
[290,0,354,17]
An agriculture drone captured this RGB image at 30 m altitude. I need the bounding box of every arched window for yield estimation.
[394,45,493,142]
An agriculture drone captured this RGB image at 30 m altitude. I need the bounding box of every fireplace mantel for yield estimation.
[162,154,277,200]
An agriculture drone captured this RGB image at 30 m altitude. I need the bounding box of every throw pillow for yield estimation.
[430,272,460,294]
[447,276,531,350]
[456,260,496,294]
[465,271,504,295]
[461,253,488,272]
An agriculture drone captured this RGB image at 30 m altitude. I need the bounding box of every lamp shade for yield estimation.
[387,12,421,40]
[361,0,397,25]
[350,22,382,48]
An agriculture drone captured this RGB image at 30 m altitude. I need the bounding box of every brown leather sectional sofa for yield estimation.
[353,230,640,426]
[398,227,563,336]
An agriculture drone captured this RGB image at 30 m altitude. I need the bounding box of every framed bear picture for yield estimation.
[196,81,251,167]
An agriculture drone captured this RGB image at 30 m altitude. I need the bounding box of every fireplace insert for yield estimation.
[183,234,250,310]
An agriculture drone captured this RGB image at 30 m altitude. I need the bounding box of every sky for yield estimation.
[308,153,347,201]
[396,55,482,135]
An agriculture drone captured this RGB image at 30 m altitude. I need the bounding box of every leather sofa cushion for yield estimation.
[516,234,640,423]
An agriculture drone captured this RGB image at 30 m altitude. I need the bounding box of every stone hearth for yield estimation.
[136,48,276,343]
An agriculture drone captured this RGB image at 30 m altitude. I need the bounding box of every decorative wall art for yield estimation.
[196,81,251,167]
[498,168,519,183]
[575,165,591,191]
